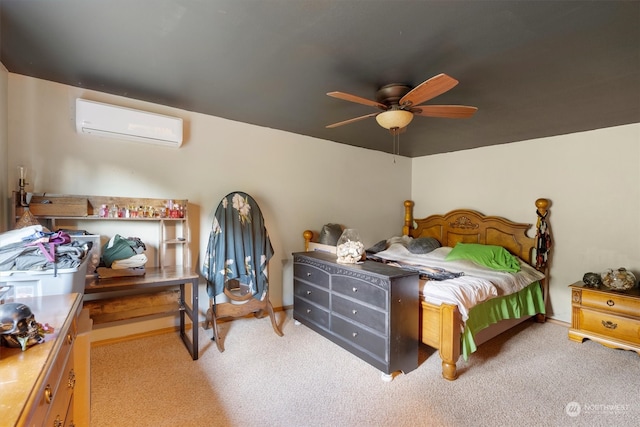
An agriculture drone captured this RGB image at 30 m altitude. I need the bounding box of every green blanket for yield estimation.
[461,281,545,360]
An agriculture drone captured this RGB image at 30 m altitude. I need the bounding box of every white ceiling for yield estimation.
[1,0,639,157]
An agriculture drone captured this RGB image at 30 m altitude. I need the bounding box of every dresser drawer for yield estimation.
[294,280,329,307]
[579,308,640,345]
[294,263,330,288]
[331,314,386,359]
[294,297,329,329]
[332,276,387,309]
[332,293,386,334]
[44,349,75,427]
[30,328,76,424]
[580,289,640,318]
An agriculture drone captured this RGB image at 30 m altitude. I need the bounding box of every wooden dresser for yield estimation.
[293,251,419,378]
[0,293,91,427]
[568,281,640,354]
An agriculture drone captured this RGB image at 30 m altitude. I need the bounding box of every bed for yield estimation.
[302,198,551,380]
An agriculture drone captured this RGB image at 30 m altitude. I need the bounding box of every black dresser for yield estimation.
[293,251,419,377]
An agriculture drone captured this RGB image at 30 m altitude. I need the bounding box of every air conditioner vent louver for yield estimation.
[75,99,183,147]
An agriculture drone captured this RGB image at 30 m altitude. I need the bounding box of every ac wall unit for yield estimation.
[75,99,183,147]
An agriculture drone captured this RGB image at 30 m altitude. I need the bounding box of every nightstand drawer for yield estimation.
[580,289,640,318]
[579,309,640,345]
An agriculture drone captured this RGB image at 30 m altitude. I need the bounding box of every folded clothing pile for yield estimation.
[98,234,147,278]
[0,225,88,274]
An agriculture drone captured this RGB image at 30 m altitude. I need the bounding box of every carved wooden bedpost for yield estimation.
[535,198,549,219]
[303,230,313,252]
[403,200,414,236]
[534,198,551,323]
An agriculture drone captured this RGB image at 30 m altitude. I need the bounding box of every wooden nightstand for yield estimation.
[569,281,640,354]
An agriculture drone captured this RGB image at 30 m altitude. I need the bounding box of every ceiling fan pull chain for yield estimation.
[392,130,400,162]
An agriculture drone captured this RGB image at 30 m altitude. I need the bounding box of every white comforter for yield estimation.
[373,244,545,321]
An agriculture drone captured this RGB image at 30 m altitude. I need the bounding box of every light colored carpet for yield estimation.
[90,312,640,427]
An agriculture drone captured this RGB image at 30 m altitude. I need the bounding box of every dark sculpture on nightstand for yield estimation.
[582,272,602,288]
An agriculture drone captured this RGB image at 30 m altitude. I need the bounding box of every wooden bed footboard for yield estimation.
[421,299,462,381]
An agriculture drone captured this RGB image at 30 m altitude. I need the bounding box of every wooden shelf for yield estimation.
[12,192,193,333]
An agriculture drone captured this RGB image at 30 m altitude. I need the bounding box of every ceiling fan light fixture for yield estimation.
[375,109,414,130]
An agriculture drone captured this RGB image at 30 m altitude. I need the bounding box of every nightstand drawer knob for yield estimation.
[306,309,311,314]
[306,272,311,277]
[352,332,358,337]
[306,290,312,295]
[352,287,358,293]
[606,299,615,307]
[352,309,358,315]
[602,320,617,329]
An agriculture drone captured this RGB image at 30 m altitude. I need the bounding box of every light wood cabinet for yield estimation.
[0,293,87,426]
[568,282,640,354]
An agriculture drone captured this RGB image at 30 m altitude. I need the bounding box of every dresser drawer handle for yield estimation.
[352,287,358,293]
[44,384,53,404]
[306,272,311,277]
[606,299,615,307]
[53,415,63,427]
[352,332,358,338]
[602,320,617,329]
[66,333,74,345]
[306,309,311,314]
[352,309,358,315]
[306,290,312,295]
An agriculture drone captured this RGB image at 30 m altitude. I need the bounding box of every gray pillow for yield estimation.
[319,223,343,246]
[366,240,387,254]
[407,237,441,254]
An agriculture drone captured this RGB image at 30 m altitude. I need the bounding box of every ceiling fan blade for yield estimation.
[326,112,379,128]
[411,105,478,118]
[399,74,459,107]
[327,91,387,110]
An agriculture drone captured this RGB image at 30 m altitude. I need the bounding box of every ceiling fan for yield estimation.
[326,73,478,135]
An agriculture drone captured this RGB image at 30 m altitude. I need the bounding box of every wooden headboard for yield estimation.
[403,199,550,268]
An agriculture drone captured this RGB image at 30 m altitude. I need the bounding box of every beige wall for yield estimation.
[412,124,640,322]
[5,73,639,336]
[6,74,412,339]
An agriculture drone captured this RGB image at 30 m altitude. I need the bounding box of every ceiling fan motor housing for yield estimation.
[376,84,412,107]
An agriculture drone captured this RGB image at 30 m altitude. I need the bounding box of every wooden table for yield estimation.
[85,266,200,360]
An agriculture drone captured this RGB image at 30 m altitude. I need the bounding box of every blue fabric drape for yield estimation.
[201,192,273,300]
